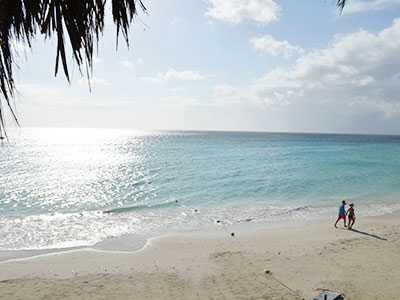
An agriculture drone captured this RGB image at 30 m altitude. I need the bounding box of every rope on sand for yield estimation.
[174,199,304,299]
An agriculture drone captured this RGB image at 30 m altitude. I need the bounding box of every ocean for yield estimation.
[1,128,400,259]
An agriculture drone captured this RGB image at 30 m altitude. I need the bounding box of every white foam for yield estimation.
[1,201,400,253]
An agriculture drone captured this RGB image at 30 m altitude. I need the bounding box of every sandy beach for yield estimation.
[1,217,399,300]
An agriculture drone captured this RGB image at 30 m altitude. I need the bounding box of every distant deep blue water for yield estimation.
[1,128,400,252]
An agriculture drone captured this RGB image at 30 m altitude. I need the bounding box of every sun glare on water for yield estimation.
[6,127,154,212]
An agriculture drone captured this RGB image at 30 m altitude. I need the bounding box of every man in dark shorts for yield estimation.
[334,200,347,228]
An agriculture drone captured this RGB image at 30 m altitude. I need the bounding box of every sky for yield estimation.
[9,0,400,134]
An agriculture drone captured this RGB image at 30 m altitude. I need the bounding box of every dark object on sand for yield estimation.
[313,290,342,300]
[231,232,235,237]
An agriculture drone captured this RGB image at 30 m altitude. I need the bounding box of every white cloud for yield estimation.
[205,0,280,24]
[352,76,376,86]
[215,18,400,120]
[16,84,63,105]
[213,84,241,98]
[212,84,261,107]
[16,83,139,111]
[250,35,304,59]
[142,67,207,83]
[364,99,400,119]
[252,22,400,108]
[141,75,164,83]
[165,68,206,80]
[119,60,134,68]
[78,77,109,86]
[118,59,143,68]
[343,0,400,14]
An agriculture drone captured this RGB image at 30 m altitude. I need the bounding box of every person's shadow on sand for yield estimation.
[347,228,387,241]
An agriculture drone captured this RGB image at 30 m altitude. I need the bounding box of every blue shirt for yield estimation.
[339,204,345,216]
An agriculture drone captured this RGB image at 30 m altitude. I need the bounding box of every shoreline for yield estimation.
[0,197,400,262]
[1,216,400,299]
[2,208,400,263]
[0,218,311,263]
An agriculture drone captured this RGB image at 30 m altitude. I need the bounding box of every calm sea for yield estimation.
[1,128,400,256]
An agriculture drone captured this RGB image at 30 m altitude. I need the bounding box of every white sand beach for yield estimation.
[1,217,399,300]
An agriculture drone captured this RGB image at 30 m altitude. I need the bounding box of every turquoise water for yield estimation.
[1,128,400,252]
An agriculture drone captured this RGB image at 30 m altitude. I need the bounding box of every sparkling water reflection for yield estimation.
[1,128,400,251]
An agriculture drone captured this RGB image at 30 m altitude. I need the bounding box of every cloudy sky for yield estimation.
[10,0,400,134]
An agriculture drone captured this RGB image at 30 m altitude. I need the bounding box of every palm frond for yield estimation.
[337,0,346,13]
[0,0,146,137]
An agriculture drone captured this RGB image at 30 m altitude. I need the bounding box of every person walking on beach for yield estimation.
[347,203,356,230]
[334,200,347,228]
